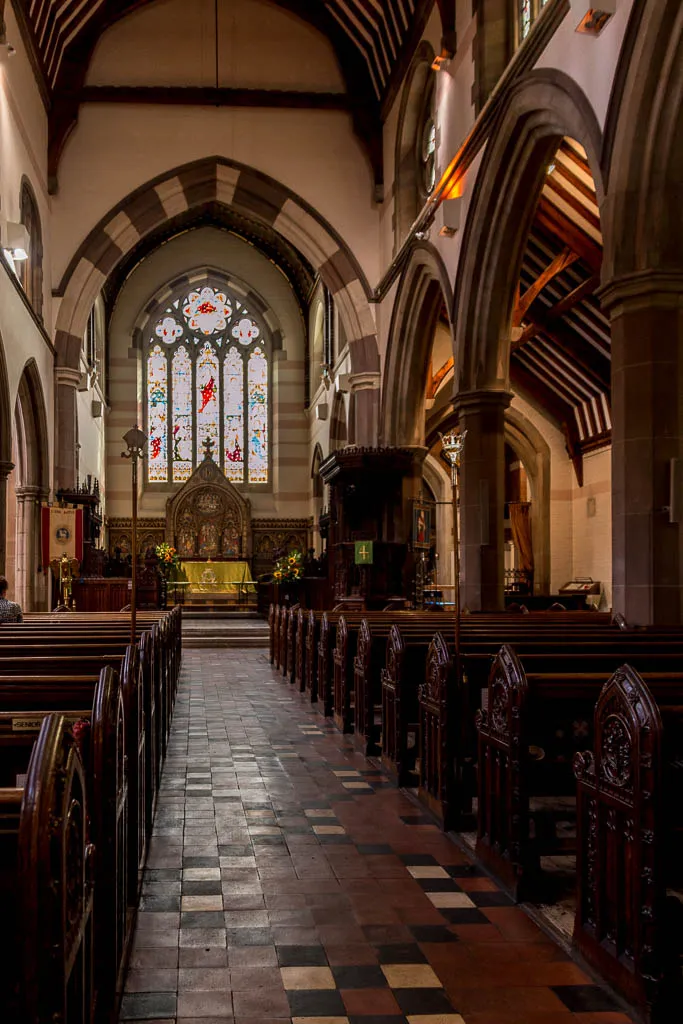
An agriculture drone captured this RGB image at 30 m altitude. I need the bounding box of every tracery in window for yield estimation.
[148,346,168,482]
[223,346,244,482]
[248,348,268,484]
[146,283,269,485]
[171,346,193,483]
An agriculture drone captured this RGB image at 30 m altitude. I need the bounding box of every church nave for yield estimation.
[121,648,633,1024]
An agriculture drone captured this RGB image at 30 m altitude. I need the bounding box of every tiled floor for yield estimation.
[120,649,635,1024]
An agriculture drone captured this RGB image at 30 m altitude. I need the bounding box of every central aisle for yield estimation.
[120,649,632,1024]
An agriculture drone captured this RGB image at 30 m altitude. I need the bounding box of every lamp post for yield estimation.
[439,430,467,655]
[122,426,146,644]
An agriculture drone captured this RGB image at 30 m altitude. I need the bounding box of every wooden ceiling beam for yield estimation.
[535,197,603,272]
[80,86,352,111]
[427,356,454,400]
[514,273,601,346]
[513,247,578,327]
[522,315,610,391]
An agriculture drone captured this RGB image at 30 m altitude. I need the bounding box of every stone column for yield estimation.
[15,485,41,611]
[454,390,511,611]
[55,366,81,491]
[0,461,14,576]
[603,272,683,625]
[348,372,380,446]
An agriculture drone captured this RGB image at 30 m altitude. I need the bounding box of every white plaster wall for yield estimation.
[0,5,52,330]
[0,264,54,485]
[106,226,308,520]
[536,0,635,133]
[86,0,346,93]
[76,385,107,497]
[572,446,612,608]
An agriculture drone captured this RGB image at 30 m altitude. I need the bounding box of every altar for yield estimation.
[181,560,255,595]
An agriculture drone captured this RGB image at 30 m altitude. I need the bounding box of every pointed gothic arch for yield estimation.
[453,69,604,395]
[381,243,454,446]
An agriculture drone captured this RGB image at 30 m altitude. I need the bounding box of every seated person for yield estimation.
[0,575,23,622]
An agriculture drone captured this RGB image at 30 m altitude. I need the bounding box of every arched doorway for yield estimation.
[10,362,49,610]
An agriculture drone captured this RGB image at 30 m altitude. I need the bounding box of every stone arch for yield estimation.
[55,157,376,375]
[504,406,551,596]
[394,41,436,249]
[12,360,49,610]
[421,453,454,588]
[0,335,12,575]
[601,0,683,281]
[381,243,454,446]
[53,158,379,486]
[453,69,604,395]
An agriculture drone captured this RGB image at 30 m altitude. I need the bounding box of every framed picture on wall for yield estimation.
[412,502,433,551]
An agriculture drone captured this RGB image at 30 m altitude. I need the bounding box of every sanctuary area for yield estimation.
[0,1,682,1023]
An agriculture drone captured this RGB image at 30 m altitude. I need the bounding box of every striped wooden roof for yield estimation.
[16,0,442,189]
[511,139,609,474]
[20,0,426,100]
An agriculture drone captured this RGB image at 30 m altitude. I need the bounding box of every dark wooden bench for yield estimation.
[476,644,683,900]
[0,665,129,1018]
[0,714,95,1023]
[573,665,683,1022]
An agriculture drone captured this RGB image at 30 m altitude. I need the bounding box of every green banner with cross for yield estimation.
[354,541,374,565]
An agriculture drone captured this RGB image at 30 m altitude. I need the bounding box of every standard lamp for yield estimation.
[122,425,146,643]
[439,429,467,655]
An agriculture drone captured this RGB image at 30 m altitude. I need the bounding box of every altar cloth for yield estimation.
[181,560,255,594]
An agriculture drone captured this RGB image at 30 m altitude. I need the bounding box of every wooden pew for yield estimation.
[573,665,683,1021]
[0,646,147,909]
[268,603,277,665]
[0,714,95,1024]
[353,616,454,754]
[285,604,301,683]
[476,644,683,900]
[0,666,129,1019]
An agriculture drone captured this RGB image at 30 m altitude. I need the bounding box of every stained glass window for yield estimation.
[183,287,232,335]
[148,345,168,482]
[146,281,270,485]
[248,348,268,484]
[224,346,244,483]
[172,346,193,482]
[520,0,532,38]
[196,341,220,464]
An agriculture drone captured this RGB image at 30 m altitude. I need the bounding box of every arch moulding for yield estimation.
[453,69,604,397]
[381,242,454,448]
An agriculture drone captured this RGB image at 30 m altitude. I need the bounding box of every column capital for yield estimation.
[15,484,43,500]
[599,270,683,316]
[55,365,82,388]
[348,371,381,392]
[453,389,513,415]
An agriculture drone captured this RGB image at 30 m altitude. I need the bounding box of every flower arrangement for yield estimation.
[155,543,181,580]
[272,549,303,583]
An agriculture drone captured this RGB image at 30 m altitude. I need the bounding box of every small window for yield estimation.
[18,180,43,321]
[518,0,549,43]
[416,80,437,199]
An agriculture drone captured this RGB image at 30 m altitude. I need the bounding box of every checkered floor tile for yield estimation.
[119,649,634,1024]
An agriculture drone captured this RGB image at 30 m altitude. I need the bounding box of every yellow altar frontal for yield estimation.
[181,560,255,594]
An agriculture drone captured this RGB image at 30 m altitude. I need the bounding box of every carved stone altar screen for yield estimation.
[165,454,251,559]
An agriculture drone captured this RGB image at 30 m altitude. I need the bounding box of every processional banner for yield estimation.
[41,505,84,566]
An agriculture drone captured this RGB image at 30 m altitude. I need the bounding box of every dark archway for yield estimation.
[381,243,454,447]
